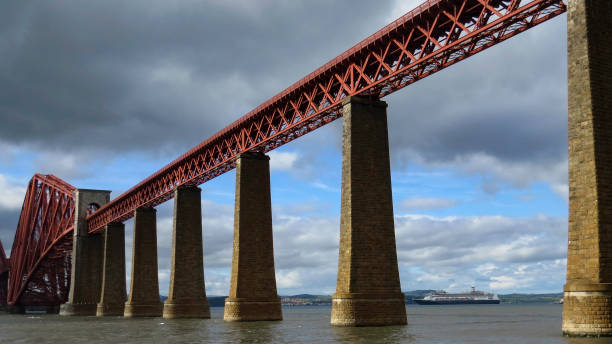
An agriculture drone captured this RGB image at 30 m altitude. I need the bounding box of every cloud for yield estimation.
[395,214,567,265]
[0,0,391,157]
[385,15,568,194]
[550,183,569,200]
[0,175,26,211]
[268,151,298,171]
[33,151,103,180]
[142,194,567,295]
[400,197,457,211]
[0,0,569,200]
[277,270,303,289]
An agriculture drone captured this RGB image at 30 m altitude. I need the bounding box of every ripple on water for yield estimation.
[0,304,607,344]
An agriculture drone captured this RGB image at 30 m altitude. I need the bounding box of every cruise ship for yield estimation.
[414,287,500,305]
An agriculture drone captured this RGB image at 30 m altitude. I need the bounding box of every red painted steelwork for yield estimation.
[0,240,8,275]
[0,241,8,306]
[87,0,566,233]
[7,175,76,307]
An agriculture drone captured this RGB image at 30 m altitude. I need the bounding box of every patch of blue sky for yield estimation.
[391,163,567,218]
[0,149,38,183]
[2,143,566,221]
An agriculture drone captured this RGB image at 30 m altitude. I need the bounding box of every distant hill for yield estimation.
[498,293,563,304]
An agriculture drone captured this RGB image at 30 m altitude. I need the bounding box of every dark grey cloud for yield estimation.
[387,17,567,163]
[1,1,569,194]
[384,16,568,191]
[0,0,391,157]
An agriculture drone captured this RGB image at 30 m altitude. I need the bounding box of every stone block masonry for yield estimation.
[331,96,406,326]
[163,186,210,318]
[97,222,126,316]
[60,189,111,316]
[224,152,282,321]
[125,207,163,317]
[563,0,612,337]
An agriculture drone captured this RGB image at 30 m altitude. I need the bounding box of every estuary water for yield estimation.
[2,304,612,343]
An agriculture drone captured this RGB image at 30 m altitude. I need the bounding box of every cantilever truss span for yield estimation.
[0,241,8,307]
[86,0,566,234]
[7,175,76,307]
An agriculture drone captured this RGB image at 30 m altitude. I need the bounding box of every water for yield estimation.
[2,304,612,343]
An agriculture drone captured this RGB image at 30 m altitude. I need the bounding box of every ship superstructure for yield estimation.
[414,287,500,305]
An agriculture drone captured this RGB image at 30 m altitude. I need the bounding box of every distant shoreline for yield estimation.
[191,291,564,308]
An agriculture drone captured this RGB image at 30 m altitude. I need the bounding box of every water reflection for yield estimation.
[0,305,587,343]
[161,318,211,342]
[331,324,415,343]
[564,336,612,344]
[225,320,280,343]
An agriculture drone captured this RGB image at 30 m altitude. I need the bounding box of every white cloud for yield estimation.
[0,141,19,165]
[453,153,567,194]
[395,214,567,293]
[268,151,299,171]
[400,197,457,211]
[551,183,569,201]
[490,276,520,290]
[33,151,99,180]
[277,270,303,289]
[311,181,339,193]
[395,214,567,265]
[119,195,569,296]
[0,174,26,210]
[388,0,427,22]
[475,263,497,276]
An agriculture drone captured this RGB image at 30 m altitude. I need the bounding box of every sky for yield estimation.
[0,1,568,296]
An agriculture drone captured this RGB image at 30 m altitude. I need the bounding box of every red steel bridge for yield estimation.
[3,0,566,310]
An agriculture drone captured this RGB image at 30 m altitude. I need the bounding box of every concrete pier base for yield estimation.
[60,189,110,316]
[563,283,612,337]
[224,153,282,322]
[331,96,406,327]
[163,186,210,319]
[224,300,282,321]
[331,293,407,326]
[97,222,126,316]
[125,207,163,317]
[562,0,612,337]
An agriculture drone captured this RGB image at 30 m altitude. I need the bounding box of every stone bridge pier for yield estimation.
[97,222,126,316]
[163,186,210,318]
[331,96,406,326]
[563,0,612,337]
[125,207,163,317]
[224,152,282,321]
[60,189,110,316]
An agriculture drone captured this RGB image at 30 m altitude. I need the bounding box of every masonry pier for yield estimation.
[562,0,612,337]
[125,207,163,317]
[163,186,210,318]
[331,96,406,326]
[60,189,110,316]
[97,222,126,316]
[224,152,282,321]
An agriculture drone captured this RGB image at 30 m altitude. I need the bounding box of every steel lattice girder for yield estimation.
[0,241,8,306]
[7,174,76,307]
[86,0,566,233]
[0,240,8,275]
